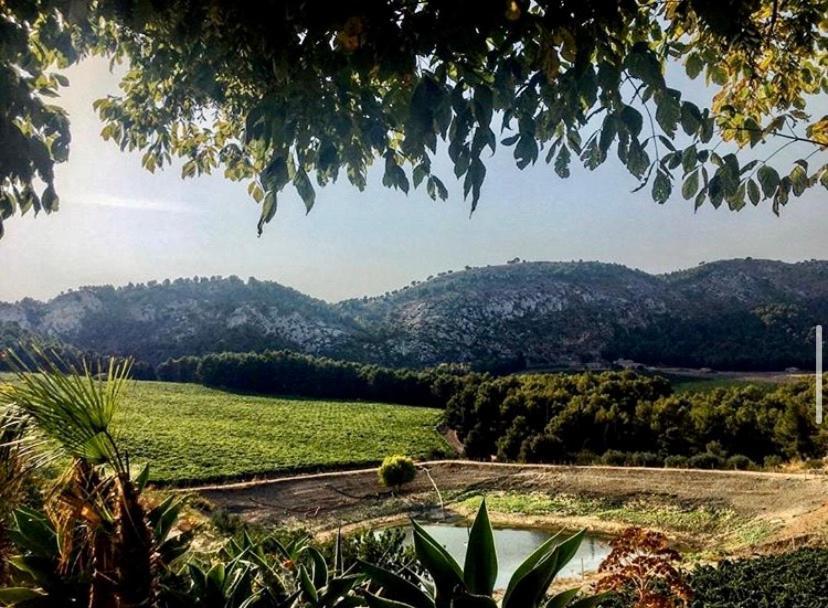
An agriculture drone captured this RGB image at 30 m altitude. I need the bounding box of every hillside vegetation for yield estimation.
[447,371,825,468]
[1,258,826,370]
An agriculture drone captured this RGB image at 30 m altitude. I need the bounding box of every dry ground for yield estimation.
[185,461,828,550]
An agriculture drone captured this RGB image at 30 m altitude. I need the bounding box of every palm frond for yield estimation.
[0,346,133,475]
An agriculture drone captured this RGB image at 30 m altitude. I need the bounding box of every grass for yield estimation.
[107,381,452,484]
[454,491,759,537]
[671,377,777,394]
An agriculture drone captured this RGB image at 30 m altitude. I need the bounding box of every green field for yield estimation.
[109,381,451,484]
[670,377,779,394]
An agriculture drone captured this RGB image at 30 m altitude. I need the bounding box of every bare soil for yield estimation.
[185,460,828,548]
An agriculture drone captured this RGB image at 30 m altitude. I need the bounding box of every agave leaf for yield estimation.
[463,500,497,596]
[450,590,498,607]
[544,587,580,608]
[358,560,435,608]
[299,564,319,603]
[135,463,150,490]
[501,530,564,605]
[411,519,464,607]
[363,590,418,608]
[411,519,464,608]
[502,530,585,608]
[308,547,329,589]
[567,592,612,608]
[0,587,47,604]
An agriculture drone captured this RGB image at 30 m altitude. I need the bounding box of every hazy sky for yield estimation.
[2,57,827,304]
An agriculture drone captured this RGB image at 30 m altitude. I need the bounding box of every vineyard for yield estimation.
[113,380,453,483]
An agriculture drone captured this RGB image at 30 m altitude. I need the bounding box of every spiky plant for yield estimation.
[0,347,160,608]
[0,409,37,585]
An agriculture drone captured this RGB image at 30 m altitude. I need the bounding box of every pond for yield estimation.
[401,522,612,589]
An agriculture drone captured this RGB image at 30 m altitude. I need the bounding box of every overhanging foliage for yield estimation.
[0,0,826,238]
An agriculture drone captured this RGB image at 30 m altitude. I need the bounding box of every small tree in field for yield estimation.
[378,455,417,491]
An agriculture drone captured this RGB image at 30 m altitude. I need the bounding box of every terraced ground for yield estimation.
[111,380,452,484]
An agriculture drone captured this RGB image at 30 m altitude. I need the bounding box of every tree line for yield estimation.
[157,350,483,408]
[446,371,826,467]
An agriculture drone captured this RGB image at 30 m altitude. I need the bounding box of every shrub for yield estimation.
[626,451,662,467]
[690,548,828,608]
[574,450,599,465]
[803,458,824,470]
[726,454,755,470]
[601,450,628,466]
[763,455,784,469]
[664,455,689,469]
[378,455,417,489]
[687,452,726,470]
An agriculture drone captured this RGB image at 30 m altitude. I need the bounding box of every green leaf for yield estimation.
[652,170,672,203]
[298,565,318,603]
[619,106,643,137]
[624,46,664,88]
[308,547,328,589]
[135,463,150,490]
[554,146,571,179]
[464,500,498,596]
[680,102,702,136]
[363,591,417,608]
[747,179,761,205]
[41,184,59,213]
[681,170,699,200]
[358,561,434,608]
[685,53,704,79]
[544,587,580,608]
[0,587,47,605]
[411,519,464,608]
[567,593,612,608]
[503,531,585,608]
[294,169,316,212]
[451,591,498,608]
[757,165,780,197]
[257,190,277,236]
[655,91,681,137]
[790,164,808,196]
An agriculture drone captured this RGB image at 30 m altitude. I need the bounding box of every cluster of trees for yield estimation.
[605,304,822,371]
[446,371,825,466]
[157,350,483,408]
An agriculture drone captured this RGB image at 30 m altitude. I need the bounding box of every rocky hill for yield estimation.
[1,259,826,370]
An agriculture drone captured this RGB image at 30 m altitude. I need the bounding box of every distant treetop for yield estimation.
[1,0,826,239]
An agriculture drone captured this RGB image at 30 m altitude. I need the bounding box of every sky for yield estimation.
[1,57,827,304]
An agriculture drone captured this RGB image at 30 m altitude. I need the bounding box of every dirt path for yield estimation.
[186,460,828,546]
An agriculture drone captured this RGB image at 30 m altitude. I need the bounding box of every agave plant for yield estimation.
[0,347,163,608]
[359,500,605,608]
[0,495,191,608]
[0,409,39,586]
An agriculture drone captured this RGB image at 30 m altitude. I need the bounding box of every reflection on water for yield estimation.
[402,523,610,589]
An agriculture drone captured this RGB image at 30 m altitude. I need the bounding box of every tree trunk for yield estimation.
[114,476,159,608]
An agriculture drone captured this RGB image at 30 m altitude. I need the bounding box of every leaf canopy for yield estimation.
[0,0,827,238]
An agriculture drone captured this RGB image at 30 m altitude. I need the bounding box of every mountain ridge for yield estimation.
[2,258,825,370]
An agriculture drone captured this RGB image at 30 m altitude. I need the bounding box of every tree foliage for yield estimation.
[1,1,827,238]
[445,371,827,465]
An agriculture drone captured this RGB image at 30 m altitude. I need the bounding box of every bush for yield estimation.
[687,452,726,470]
[690,548,828,607]
[663,455,689,468]
[726,454,755,470]
[625,452,662,467]
[764,454,784,469]
[378,455,417,489]
[601,450,628,466]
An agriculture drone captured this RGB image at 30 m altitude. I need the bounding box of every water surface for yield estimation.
[402,523,611,589]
